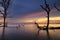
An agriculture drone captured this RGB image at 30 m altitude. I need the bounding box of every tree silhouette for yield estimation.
[40,0,51,30]
[0,0,11,27]
[54,3,60,11]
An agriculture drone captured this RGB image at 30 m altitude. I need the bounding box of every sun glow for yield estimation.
[0,16,60,23]
[0,18,3,22]
[36,16,60,23]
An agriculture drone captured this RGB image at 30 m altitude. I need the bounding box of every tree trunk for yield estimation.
[3,10,6,27]
[46,12,49,30]
[3,16,6,27]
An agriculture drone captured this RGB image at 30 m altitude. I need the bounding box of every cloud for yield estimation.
[0,6,4,13]
[0,8,60,24]
[21,8,60,19]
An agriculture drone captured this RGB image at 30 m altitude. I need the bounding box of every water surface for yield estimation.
[0,24,60,40]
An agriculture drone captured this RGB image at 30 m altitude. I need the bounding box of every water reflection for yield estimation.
[34,29,40,40]
[1,27,5,40]
[35,29,51,40]
[46,30,50,40]
[0,24,60,40]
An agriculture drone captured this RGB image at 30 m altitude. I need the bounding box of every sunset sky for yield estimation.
[0,0,60,24]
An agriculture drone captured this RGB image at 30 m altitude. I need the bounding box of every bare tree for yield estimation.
[54,3,60,11]
[0,0,11,27]
[40,0,51,30]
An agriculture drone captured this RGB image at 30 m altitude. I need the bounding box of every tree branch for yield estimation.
[6,0,11,10]
[54,3,60,11]
[0,11,4,15]
[0,2,2,4]
[40,5,47,12]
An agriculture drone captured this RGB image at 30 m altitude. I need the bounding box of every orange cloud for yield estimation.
[0,18,3,22]
[0,8,60,24]
[22,11,47,19]
[36,16,60,23]
[0,16,60,24]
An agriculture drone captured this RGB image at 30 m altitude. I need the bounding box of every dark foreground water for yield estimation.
[0,24,60,40]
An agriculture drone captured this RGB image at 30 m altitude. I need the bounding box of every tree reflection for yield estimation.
[34,29,40,40]
[34,29,51,40]
[46,30,50,40]
[1,27,5,40]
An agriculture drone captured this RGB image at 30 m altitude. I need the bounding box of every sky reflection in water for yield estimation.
[0,24,60,40]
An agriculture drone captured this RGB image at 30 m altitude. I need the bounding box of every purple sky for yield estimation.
[7,0,60,18]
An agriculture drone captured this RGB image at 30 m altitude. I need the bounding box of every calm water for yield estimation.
[0,24,60,40]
